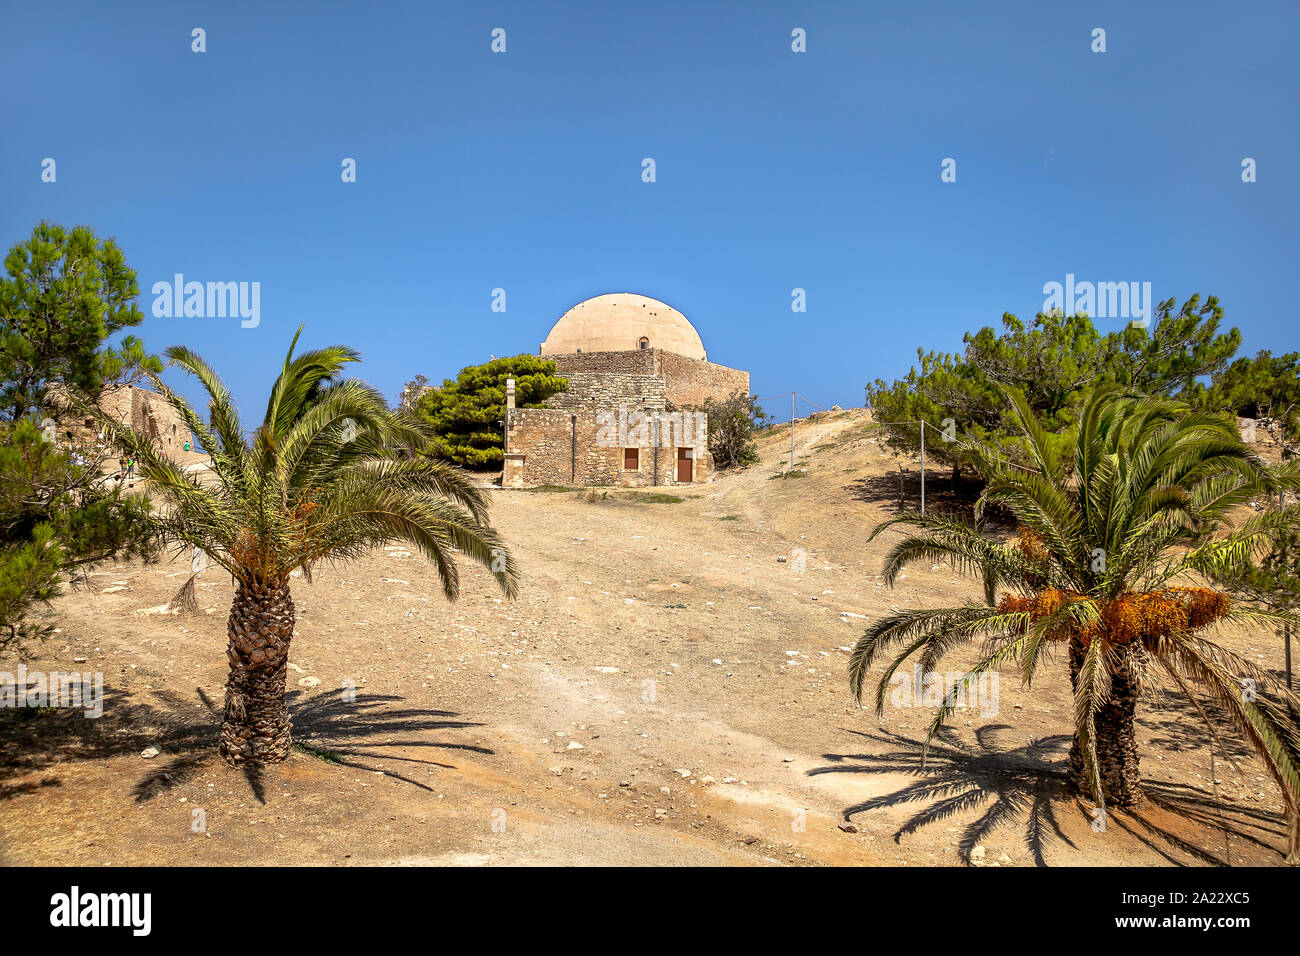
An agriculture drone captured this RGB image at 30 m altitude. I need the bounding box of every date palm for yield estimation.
[110,329,518,766]
[850,385,1300,854]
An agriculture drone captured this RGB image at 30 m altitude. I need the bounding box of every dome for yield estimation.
[540,293,706,361]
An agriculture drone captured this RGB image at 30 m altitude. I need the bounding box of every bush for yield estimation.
[866,297,1239,475]
[693,391,769,469]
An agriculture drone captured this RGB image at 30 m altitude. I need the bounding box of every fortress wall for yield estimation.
[654,351,750,409]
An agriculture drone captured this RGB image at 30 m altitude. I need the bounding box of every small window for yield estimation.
[638,337,649,350]
[623,447,639,470]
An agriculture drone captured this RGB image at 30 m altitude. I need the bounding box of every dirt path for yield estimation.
[1,409,1293,866]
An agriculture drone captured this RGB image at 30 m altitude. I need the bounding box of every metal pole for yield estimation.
[790,393,795,474]
[1283,489,1292,689]
[919,419,926,515]
[1286,624,1293,691]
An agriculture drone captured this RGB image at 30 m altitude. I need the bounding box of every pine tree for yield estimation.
[416,356,567,468]
[0,222,161,645]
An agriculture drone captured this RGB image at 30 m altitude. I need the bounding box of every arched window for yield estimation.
[638,337,649,350]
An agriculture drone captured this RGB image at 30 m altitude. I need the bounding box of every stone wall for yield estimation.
[550,349,657,377]
[654,350,750,409]
[550,348,748,409]
[544,372,667,412]
[505,407,575,487]
[505,404,713,489]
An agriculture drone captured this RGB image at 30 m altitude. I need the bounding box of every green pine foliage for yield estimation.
[0,222,162,645]
[1214,522,1300,621]
[1,221,159,421]
[416,355,567,468]
[866,296,1240,475]
[0,419,158,641]
[1202,350,1300,446]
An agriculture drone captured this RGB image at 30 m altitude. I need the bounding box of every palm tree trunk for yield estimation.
[218,578,295,766]
[1067,639,1144,807]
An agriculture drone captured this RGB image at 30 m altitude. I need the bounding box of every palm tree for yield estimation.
[850,385,1300,857]
[108,329,518,766]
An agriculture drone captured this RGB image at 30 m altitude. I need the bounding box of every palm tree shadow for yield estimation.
[285,688,493,796]
[812,725,1072,866]
[0,680,492,807]
[1105,783,1286,866]
[1141,689,1267,762]
[0,684,219,803]
[811,725,1287,866]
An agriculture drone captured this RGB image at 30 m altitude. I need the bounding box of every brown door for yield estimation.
[677,446,693,482]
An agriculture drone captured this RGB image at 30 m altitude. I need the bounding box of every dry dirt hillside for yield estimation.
[1,408,1293,866]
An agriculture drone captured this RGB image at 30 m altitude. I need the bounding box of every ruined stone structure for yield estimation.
[46,384,193,457]
[398,379,435,411]
[503,293,749,488]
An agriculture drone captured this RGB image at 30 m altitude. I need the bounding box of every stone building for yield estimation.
[46,383,193,457]
[502,293,749,488]
[398,378,436,411]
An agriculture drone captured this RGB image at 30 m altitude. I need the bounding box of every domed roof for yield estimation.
[540,293,706,361]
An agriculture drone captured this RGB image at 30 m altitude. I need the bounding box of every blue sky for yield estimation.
[3,0,1297,423]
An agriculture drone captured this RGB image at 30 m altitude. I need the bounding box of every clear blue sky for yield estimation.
[3,1,1297,423]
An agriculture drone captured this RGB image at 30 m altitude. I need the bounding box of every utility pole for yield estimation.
[1286,622,1293,691]
[790,393,796,474]
[919,419,926,515]
[1284,488,1292,689]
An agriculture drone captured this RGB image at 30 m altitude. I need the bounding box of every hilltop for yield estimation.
[1,407,1292,865]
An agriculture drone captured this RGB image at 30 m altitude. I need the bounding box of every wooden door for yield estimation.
[677,446,693,482]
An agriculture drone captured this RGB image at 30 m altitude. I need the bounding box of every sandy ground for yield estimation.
[1,409,1293,866]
